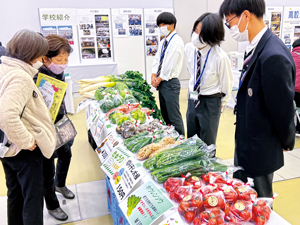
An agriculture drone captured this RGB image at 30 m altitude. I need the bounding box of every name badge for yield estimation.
[190,91,198,100]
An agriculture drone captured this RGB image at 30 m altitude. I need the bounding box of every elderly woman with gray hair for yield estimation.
[0,29,56,225]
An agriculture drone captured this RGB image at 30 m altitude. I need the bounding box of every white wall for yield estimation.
[0,0,173,46]
[174,0,238,80]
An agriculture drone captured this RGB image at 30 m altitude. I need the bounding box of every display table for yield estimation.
[84,101,291,225]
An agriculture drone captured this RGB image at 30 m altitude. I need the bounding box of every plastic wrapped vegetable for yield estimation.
[108,111,124,124]
[124,92,138,104]
[94,87,106,101]
[114,82,129,93]
[130,108,146,124]
[112,92,124,107]
[116,115,135,126]
[99,97,114,113]
[144,135,214,170]
[104,87,117,95]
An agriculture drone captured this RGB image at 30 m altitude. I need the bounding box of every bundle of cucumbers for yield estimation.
[142,135,227,183]
[123,130,164,153]
[150,158,227,183]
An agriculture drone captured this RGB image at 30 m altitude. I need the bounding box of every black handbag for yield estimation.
[55,115,77,150]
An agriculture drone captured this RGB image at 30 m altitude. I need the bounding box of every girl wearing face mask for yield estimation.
[0,29,56,225]
[33,34,74,221]
[185,13,233,152]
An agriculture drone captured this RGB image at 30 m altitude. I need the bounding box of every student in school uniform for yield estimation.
[219,0,295,197]
[185,13,233,147]
[151,12,185,135]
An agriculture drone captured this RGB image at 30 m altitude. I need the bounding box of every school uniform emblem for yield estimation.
[33,91,38,98]
[248,88,253,97]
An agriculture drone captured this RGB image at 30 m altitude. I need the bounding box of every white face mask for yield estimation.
[31,60,43,70]
[229,12,249,42]
[160,26,170,37]
[191,32,207,49]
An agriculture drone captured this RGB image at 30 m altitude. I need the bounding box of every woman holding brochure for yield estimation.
[34,34,74,221]
[0,29,56,225]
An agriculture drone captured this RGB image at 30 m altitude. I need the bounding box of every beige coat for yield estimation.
[0,56,56,158]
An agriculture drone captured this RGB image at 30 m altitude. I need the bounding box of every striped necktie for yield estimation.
[240,49,254,85]
[194,50,202,108]
[194,50,201,91]
[156,39,168,77]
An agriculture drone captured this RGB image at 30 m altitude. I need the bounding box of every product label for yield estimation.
[183,195,192,201]
[208,196,218,207]
[191,176,199,181]
[224,188,231,193]
[238,187,248,193]
[235,202,246,211]
[209,184,218,191]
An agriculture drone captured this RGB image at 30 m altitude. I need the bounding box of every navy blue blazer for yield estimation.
[235,28,296,177]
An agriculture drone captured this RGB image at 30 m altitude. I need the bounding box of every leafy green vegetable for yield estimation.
[105,87,117,95]
[127,195,141,216]
[100,99,114,113]
[114,82,128,91]
[94,87,106,101]
[124,93,138,104]
[112,93,124,107]
[130,108,146,124]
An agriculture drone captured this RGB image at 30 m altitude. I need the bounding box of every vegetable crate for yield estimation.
[105,175,117,217]
[105,175,130,225]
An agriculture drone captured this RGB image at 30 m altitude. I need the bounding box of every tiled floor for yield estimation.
[0,88,300,225]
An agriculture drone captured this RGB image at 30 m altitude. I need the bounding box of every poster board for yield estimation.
[39,8,80,65]
[77,9,113,64]
[144,8,174,84]
[111,8,146,78]
[36,73,68,123]
[282,6,300,50]
[263,7,284,38]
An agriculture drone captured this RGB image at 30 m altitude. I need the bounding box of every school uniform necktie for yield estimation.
[194,50,201,108]
[240,49,254,85]
[156,39,168,77]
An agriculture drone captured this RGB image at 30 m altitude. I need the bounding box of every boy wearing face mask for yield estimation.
[34,34,74,221]
[220,0,296,198]
[151,12,185,135]
[185,13,233,149]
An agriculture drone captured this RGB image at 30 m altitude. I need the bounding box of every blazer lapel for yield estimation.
[241,29,273,87]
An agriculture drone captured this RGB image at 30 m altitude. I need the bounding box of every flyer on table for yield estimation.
[109,157,144,203]
[96,132,124,163]
[119,180,174,225]
[101,147,132,178]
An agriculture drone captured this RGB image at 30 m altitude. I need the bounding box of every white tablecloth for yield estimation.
[86,103,291,225]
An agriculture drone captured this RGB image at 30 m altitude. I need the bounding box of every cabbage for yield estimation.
[124,93,138,104]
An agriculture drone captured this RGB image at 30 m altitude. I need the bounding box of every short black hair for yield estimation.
[156,12,177,28]
[292,38,300,48]
[192,13,224,47]
[219,0,265,18]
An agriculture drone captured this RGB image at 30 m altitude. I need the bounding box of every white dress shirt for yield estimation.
[245,26,268,54]
[152,31,184,81]
[185,42,233,106]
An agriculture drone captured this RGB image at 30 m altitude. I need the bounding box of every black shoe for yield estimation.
[55,186,75,199]
[48,207,68,221]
